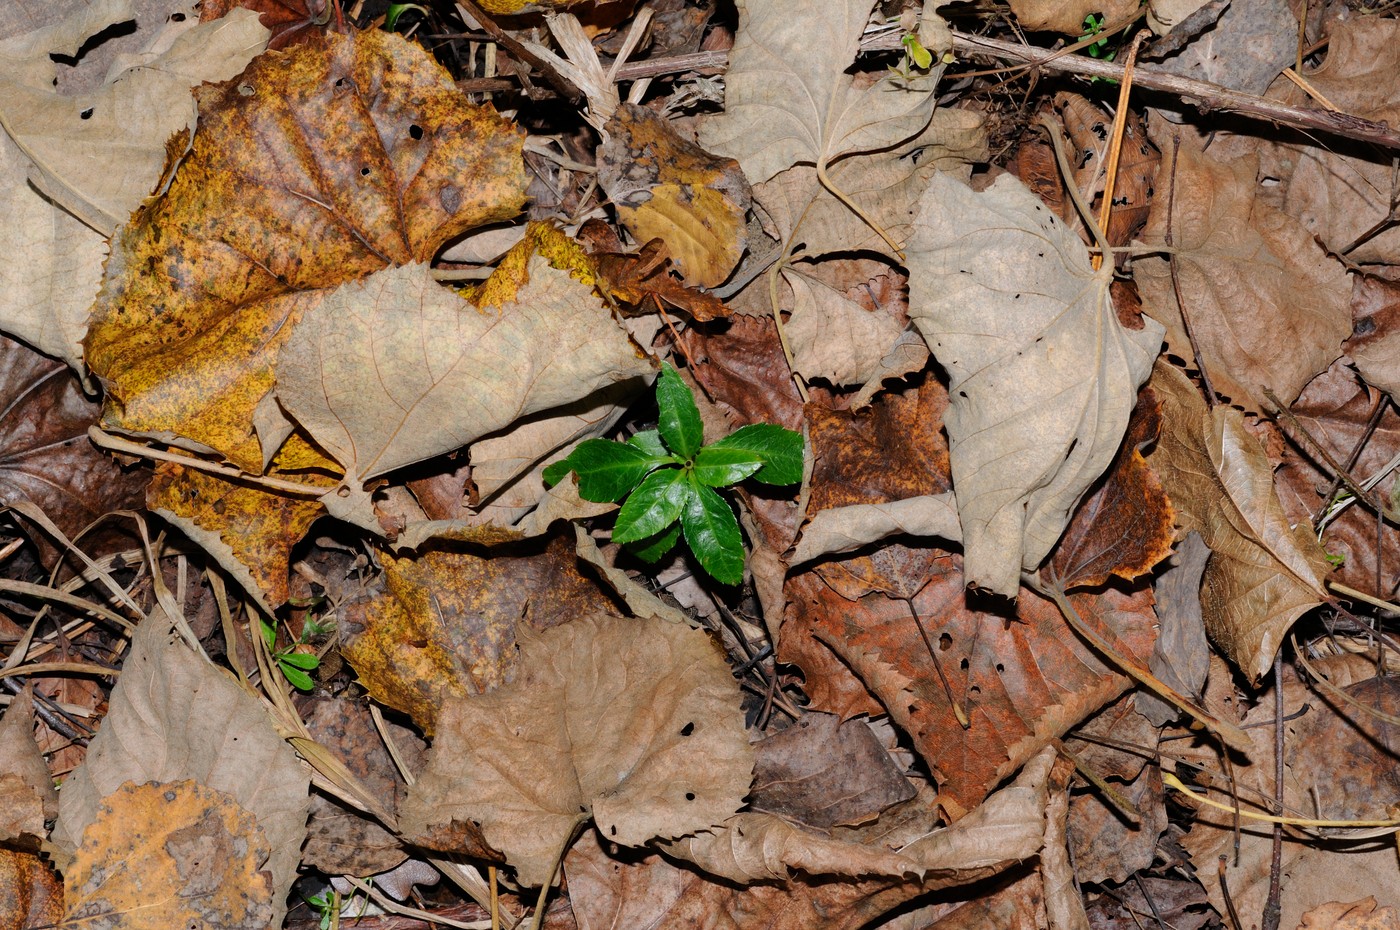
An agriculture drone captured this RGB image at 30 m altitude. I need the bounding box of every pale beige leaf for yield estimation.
[277,258,652,486]
[1150,360,1329,681]
[399,614,752,887]
[791,494,961,568]
[1008,0,1138,35]
[661,745,1054,885]
[52,609,309,928]
[907,171,1164,596]
[1135,136,1349,410]
[697,0,936,185]
[849,327,931,408]
[752,108,987,259]
[784,268,904,387]
[0,7,270,235]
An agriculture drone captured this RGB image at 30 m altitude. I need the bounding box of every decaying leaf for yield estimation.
[1148,360,1329,681]
[63,780,273,930]
[698,0,937,187]
[598,102,750,288]
[400,613,752,887]
[907,171,1164,597]
[85,27,528,473]
[53,609,309,928]
[1135,136,1349,410]
[0,847,62,930]
[782,266,906,388]
[1007,0,1138,35]
[339,535,618,734]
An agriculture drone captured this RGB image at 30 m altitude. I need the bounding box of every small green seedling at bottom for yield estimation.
[545,363,803,585]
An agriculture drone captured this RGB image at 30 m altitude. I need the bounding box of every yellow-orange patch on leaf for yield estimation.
[84,28,527,473]
[63,780,273,930]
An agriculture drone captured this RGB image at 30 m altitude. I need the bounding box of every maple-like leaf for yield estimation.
[907,171,1164,597]
[399,614,753,887]
[697,0,936,187]
[84,27,528,474]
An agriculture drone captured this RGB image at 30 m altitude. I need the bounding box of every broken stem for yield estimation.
[88,426,325,497]
[815,159,905,260]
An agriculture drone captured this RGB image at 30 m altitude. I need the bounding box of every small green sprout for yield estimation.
[260,618,327,692]
[544,363,803,585]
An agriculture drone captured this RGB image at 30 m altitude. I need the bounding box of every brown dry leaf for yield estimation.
[1299,898,1400,930]
[781,265,906,388]
[1184,655,1400,929]
[340,535,618,734]
[0,333,149,567]
[0,847,62,930]
[63,780,272,930]
[1272,359,1400,594]
[301,696,423,877]
[697,0,937,187]
[1148,0,1295,95]
[907,171,1164,597]
[1348,274,1400,396]
[598,102,749,288]
[751,108,989,260]
[662,746,1053,883]
[0,688,57,844]
[1053,93,1158,252]
[399,614,752,887]
[85,27,528,474]
[1047,387,1175,589]
[0,5,269,236]
[782,549,1156,816]
[52,609,308,928]
[749,712,914,829]
[1246,13,1400,265]
[1135,136,1350,410]
[1149,359,1330,681]
[592,239,730,322]
[1007,0,1137,35]
[147,461,327,612]
[277,253,650,500]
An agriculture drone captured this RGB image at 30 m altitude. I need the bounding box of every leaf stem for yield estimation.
[815,158,905,260]
[88,426,326,497]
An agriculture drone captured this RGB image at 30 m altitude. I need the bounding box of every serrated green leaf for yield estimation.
[708,423,804,485]
[543,438,657,502]
[628,429,670,459]
[625,521,683,563]
[681,478,745,585]
[692,445,765,487]
[281,663,315,691]
[277,651,320,670]
[613,468,688,544]
[656,363,704,460]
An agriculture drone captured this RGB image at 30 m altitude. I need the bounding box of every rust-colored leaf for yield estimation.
[0,848,61,930]
[84,28,527,473]
[200,0,338,49]
[782,552,1156,816]
[592,238,730,322]
[1048,387,1175,589]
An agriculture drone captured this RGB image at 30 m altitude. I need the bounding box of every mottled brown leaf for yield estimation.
[340,534,617,734]
[0,847,61,930]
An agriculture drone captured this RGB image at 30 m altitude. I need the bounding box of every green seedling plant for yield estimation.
[260,616,332,692]
[544,363,803,585]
